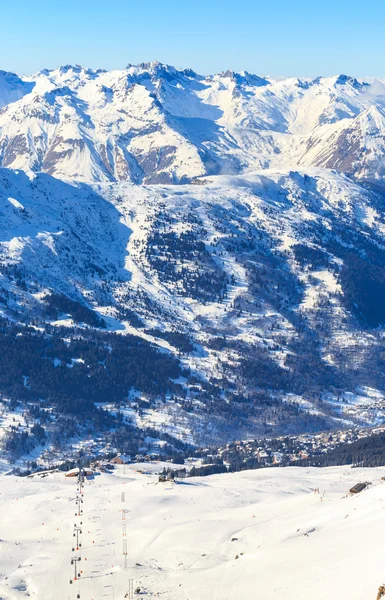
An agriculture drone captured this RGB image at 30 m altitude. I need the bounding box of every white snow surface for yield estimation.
[1,465,385,599]
[1,64,385,184]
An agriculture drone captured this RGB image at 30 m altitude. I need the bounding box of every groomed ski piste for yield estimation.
[1,464,385,599]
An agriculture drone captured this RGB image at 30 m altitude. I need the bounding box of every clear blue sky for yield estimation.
[1,0,384,77]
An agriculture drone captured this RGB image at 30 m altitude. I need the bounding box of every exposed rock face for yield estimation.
[1,64,385,184]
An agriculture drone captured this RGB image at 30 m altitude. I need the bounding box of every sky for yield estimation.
[1,0,384,77]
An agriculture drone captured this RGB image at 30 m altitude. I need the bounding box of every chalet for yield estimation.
[257,449,268,460]
[272,452,283,465]
[110,454,131,465]
[65,467,94,478]
[149,453,161,461]
[299,450,309,460]
[349,482,369,494]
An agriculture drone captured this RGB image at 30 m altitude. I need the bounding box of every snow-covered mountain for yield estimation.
[0,70,34,109]
[3,61,385,600]
[1,63,385,184]
[2,163,385,448]
[2,63,385,458]
[299,105,385,181]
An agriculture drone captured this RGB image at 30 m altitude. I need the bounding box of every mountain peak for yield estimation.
[334,74,369,89]
[37,64,106,80]
[356,103,385,126]
[219,69,269,86]
[0,70,35,108]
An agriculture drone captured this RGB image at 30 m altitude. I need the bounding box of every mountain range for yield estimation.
[2,63,385,184]
[2,62,385,460]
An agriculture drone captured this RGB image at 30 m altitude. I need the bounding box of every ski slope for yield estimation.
[1,464,385,599]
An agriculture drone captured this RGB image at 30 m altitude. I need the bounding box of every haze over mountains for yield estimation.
[2,62,385,457]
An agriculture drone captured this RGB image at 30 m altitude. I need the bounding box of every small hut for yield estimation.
[349,482,369,494]
[110,454,130,465]
[65,467,93,478]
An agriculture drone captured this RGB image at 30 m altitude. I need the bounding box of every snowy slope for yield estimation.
[0,70,34,109]
[299,105,385,182]
[1,464,385,600]
[1,164,385,447]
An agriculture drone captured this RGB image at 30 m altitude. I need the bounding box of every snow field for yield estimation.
[1,465,385,599]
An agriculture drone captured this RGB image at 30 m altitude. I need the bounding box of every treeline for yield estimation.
[292,244,331,270]
[309,430,385,468]
[44,293,106,328]
[0,317,183,417]
[323,225,385,328]
[339,253,385,328]
[189,463,228,477]
[220,334,342,405]
[146,328,194,353]
[146,225,229,303]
